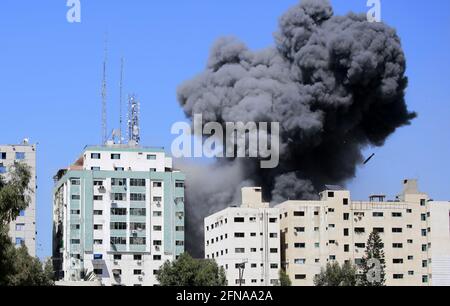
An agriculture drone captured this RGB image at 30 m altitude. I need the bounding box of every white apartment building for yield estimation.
[428,201,450,286]
[276,179,446,286]
[52,144,185,286]
[0,141,37,257]
[204,187,281,286]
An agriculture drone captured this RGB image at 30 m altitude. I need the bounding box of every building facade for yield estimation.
[52,145,185,286]
[0,142,36,257]
[204,187,281,286]
[428,201,450,286]
[277,179,436,286]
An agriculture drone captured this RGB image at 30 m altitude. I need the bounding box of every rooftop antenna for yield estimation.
[127,94,140,146]
[101,34,108,145]
[119,57,124,144]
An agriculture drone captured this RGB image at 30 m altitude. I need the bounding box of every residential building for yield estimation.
[277,179,438,286]
[0,141,36,257]
[52,144,185,286]
[428,201,450,286]
[204,187,281,286]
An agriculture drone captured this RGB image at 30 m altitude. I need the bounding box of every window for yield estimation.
[130,179,146,187]
[328,208,335,213]
[392,212,402,217]
[19,210,25,217]
[270,233,278,238]
[94,224,103,230]
[269,218,277,223]
[70,210,80,215]
[130,223,146,231]
[93,180,103,186]
[393,274,404,279]
[294,211,305,217]
[392,243,403,248]
[295,275,306,280]
[112,178,127,186]
[110,237,126,245]
[153,211,162,217]
[344,228,349,236]
[343,198,349,205]
[314,242,320,248]
[91,153,101,159]
[134,255,143,260]
[153,255,161,260]
[15,223,25,231]
[420,199,426,207]
[111,154,121,160]
[130,208,146,216]
[373,212,383,217]
[355,243,365,248]
[421,214,427,221]
[113,254,122,260]
[422,275,428,283]
[94,210,103,215]
[153,225,162,231]
[407,209,412,213]
[70,239,80,244]
[93,195,103,201]
[112,193,126,201]
[344,244,350,252]
[15,152,25,160]
[176,226,184,232]
[110,222,127,230]
[392,228,403,233]
[71,179,80,185]
[175,181,184,188]
[132,269,142,275]
[355,227,365,234]
[294,243,306,248]
[71,195,80,200]
[270,248,278,253]
[114,167,124,171]
[149,168,157,172]
[343,213,349,220]
[0,152,6,159]
[235,248,245,253]
[15,238,25,246]
[270,263,278,269]
[393,259,404,264]
[130,237,146,245]
[111,208,127,215]
[153,196,162,202]
[152,181,162,188]
[294,227,305,233]
[130,193,146,201]
[70,224,80,230]
[234,233,245,238]
[294,259,306,265]
[94,239,103,245]
[373,227,384,233]
[0,164,6,174]
[147,154,157,160]
[421,229,427,237]
[91,167,100,171]
[234,217,244,223]
[422,260,428,268]
[93,269,103,276]
[176,240,184,246]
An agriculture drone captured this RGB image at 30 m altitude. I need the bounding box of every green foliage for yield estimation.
[359,231,386,286]
[0,163,53,286]
[279,269,291,286]
[157,253,228,286]
[314,261,358,286]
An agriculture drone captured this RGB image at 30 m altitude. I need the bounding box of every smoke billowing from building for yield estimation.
[176,0,416,257]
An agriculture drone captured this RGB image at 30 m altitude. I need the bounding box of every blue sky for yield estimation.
[0,0,449,259]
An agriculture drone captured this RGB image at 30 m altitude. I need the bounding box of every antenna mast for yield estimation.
[101,34,108,145]
[127,94,140,146]
[119,57,124,144]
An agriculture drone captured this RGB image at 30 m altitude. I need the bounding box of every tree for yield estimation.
[314,261,358,286]
[279,269,291,286]
[0,163,53,286]
[359,231,386,286]
[157,253,227,286]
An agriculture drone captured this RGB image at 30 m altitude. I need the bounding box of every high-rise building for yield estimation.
[428,201,450,286]
[204,187,281,286]
[276,179,441,286]
[0,141,37,257]
[52,144,185,286]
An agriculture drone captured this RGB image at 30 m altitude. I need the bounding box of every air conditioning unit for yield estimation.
[113,260,119,265]
[155,245,161,251]
[138,276,143,281]
[137,260,142,266]
[132,230,138,236]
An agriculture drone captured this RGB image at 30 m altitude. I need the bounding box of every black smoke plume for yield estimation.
[176,0,416,257]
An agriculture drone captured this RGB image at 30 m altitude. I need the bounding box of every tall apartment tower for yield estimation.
[0,141,37,257]
[277,179,439,286]
[204,187,281,286]
[52,144,185,286]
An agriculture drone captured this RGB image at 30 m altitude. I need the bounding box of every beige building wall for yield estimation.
[277,180,433,286]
